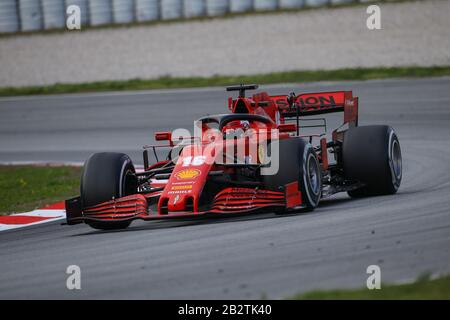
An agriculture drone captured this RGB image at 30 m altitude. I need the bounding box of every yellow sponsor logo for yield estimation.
[175,169,201,180]
[171,185,193,191]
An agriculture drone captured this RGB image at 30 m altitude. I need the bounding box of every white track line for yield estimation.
[0,161,147,232]
[0,208,66,232]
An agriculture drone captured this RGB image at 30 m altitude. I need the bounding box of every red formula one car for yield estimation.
[66,84,402,230]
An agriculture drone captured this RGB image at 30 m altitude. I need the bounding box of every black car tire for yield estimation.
[343,125,402,197]
[263,138,322,213]
[81,152,137,230]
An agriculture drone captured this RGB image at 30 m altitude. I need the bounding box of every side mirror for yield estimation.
[277,123,296,133]
[155,131,172,142]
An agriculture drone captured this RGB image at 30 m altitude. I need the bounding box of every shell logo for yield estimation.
[175,169,201,180]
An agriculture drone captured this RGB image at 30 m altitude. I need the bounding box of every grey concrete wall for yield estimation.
[1,0,386,33]
[0,0,448,87]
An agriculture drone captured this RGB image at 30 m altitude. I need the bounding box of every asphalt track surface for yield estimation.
[1,78,450,299]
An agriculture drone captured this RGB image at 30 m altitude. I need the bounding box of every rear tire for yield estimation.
[343,125,402,197]
[81,152,137,230]
[263,138,322,213]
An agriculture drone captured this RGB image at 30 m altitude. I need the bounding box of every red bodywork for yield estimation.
[66,86,359,225]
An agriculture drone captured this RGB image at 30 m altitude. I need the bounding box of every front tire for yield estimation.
[81,152,137,230]
[263,138,322,213]
[343,125,402,197]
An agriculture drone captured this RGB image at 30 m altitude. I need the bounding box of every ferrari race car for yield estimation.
[66,84,402,230]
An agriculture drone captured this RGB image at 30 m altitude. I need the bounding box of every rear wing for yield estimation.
[269,91,358,127]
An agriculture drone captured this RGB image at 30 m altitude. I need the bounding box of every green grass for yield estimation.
[292,274,450,299]
[1,66,450,97]
[0,166,81,215]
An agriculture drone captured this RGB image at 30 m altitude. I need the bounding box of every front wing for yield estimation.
[65,182,304,225]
